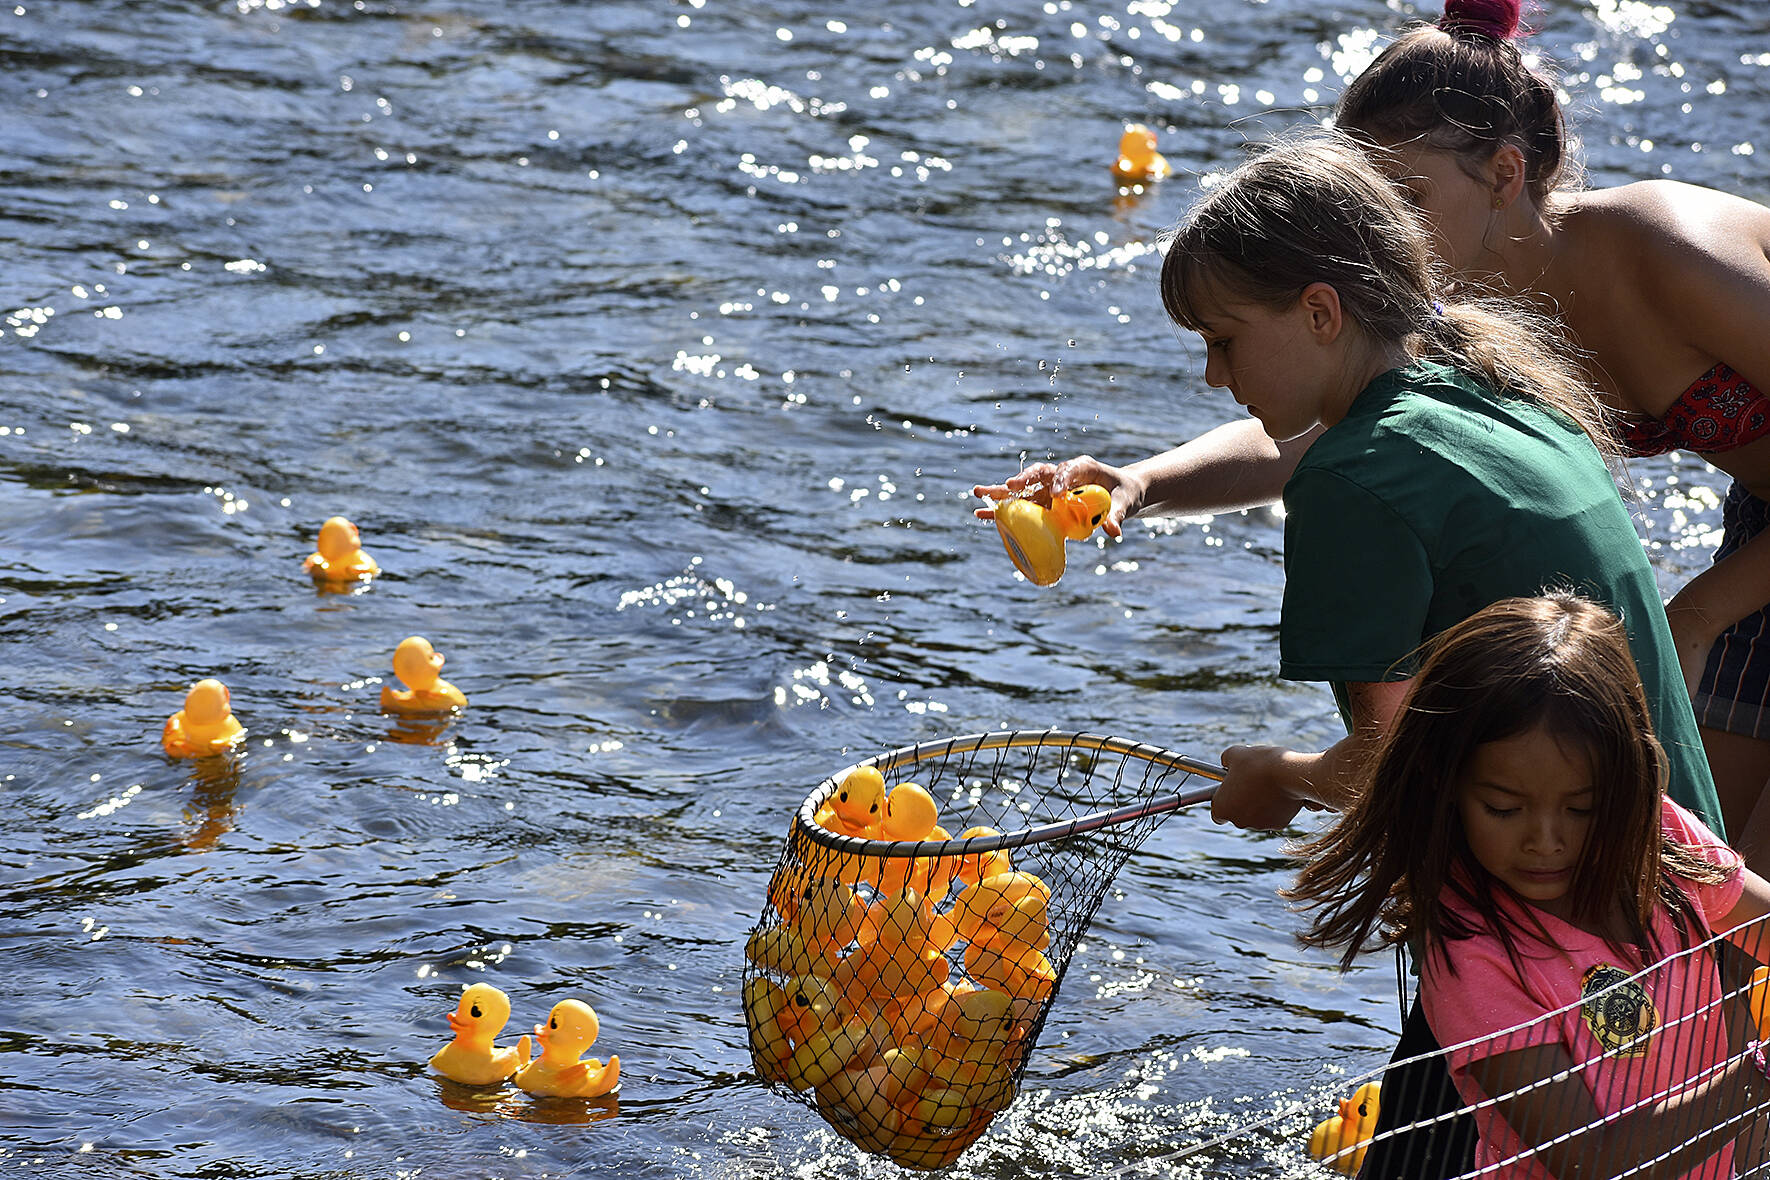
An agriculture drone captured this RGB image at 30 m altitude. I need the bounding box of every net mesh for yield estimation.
[741,729,1222,1169]
[1167,910,1770,1178]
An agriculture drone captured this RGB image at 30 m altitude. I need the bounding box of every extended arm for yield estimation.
[1209,678,1414,829]
[971,418,1320,537]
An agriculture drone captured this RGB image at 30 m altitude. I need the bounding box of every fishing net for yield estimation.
[741,729,1223,1169]
[1169,909,1770,1178]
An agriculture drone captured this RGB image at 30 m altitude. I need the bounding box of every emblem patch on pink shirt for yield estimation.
[1580,964,1659,1057]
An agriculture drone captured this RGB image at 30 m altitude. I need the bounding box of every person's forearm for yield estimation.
[1668,526,1770,645]
[1123,419,1318,517]
[1537,1057,1767,1179]
[1290,732,1372,813]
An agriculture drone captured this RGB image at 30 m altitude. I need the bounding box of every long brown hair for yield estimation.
[1159,131,1615,459]
[1335,0,1568,205]
[1286,592,1729,973]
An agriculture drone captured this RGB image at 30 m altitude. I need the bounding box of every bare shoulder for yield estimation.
[1563,181,1770,263]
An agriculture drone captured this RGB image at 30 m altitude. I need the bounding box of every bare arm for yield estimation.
[1466,1041,1769,1179]
[1209,678,1413,829]
[970,418,1319,537]
[1665,527,1770,693]
[1643,188,1770,688]
[1121,418,1322,517]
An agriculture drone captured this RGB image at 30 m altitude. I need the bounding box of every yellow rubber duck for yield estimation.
[513,999,620,1098]
[1307,1081,1381,1174]
[744,976,795,1084]
[379,636,467,715]
[1110,123,1172,185]
[873,782,940,896]
[1749,965,1770,1038]
[162,678,246,758]
[992,484,1112,586]
[952,871,1052,949]
[429,983,531,1086]
[789,878,866,957]
[825,766,886,837]
[302,515,379,583]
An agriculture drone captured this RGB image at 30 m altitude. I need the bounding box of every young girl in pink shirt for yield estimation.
[1290,593,1770,1177]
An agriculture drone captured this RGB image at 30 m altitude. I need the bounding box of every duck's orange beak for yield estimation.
[446,1011,467,1034]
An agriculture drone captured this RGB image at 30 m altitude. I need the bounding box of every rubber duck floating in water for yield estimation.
[991,485,1112,586]
[162,678,246,758]
[1307,1081,1381,1175]
[513,998,620,1098]
[1110,123,1171,185]
[380,636,467,715]
[302,515,379,584]
[430,983,531,1086]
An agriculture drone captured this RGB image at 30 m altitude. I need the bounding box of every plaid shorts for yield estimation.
[1692,481,1770,740]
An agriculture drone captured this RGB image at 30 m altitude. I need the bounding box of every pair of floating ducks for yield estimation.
[429,983,619,1098]
[159,517,467,758]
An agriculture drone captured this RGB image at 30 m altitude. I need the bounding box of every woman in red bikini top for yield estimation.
[1337,0,1770,864]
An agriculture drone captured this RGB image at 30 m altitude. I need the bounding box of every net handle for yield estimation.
[795,729,1224,858]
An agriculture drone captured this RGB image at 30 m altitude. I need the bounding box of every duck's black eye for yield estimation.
[1090,511,1103,525]
[550,1017,558,1030]
[869,802,879,814]
[794,993,810,1008]
[839,790,849,802]
[470,1004,483,1018]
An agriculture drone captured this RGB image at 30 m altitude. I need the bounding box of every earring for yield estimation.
[1493,196,1505,210]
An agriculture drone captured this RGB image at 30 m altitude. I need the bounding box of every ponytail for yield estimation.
[1337,1,1567,205]
[1437,0,1522,39]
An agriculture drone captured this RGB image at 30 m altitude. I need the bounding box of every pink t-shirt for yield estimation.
[1421,799,1745,1179]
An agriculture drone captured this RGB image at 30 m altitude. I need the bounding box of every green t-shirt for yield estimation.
[1280,360,1723,835]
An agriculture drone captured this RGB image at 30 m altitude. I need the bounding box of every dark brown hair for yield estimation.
[1286,592,1729,973]
[1336,0,1566,205]
[1159,131,1614,457]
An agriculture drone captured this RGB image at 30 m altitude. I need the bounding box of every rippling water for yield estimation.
[3,0,1765,1176]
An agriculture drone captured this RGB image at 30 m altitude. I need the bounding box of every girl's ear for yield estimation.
[1487,142,1528,210]
[1297,281,1344,344]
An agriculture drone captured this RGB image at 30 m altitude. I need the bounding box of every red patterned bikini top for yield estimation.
[1618,362,1770,457]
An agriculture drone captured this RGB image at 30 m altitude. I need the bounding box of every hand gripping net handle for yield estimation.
[746,729,1223,1169]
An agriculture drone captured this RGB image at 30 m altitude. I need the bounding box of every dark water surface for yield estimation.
[3,0,1765,1176]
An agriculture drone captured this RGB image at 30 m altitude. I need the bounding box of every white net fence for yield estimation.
[1159,910,1770,1179]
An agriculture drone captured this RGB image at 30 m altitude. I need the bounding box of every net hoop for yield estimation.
[794,730,1223,859]
[747,728,1226,1168]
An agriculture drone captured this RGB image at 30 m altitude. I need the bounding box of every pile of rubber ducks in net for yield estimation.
[427,983,619,1098]
[743,766,1058,1169]
[159,516,467,759]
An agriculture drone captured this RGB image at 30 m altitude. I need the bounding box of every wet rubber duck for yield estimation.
[991,484,1112,586]
[513,999,620,1098]
[302,515,379,583]
[162,678,246,758]
[379,636,467,715]
[835,888,949,1003]
[872,782,939,895]
[789,878,866,958]
[823,765,886,838]
[429,983,531,1086]
[1307,1081,1381,1175]
[744,976,795,1084]
[952,871,1051,949]
[1751,965,1770,1039]
[1110,123,1171,185]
